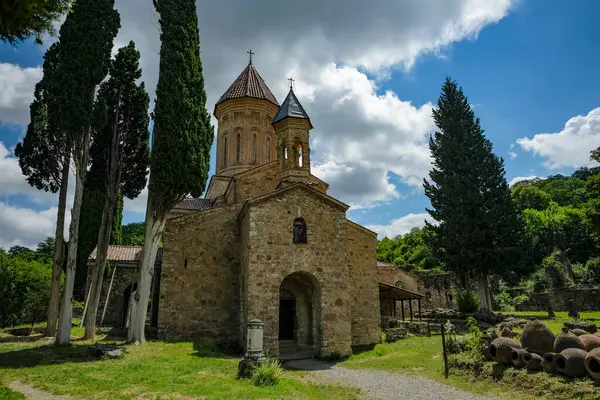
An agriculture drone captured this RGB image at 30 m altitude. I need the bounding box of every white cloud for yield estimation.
[0,63,42,125]
[508,176,540,187]
[124,186,147,214]
[517,107,600,169]
[366,212,431,239]
[0,203,71,249]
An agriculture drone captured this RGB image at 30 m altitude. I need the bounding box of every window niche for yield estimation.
[223,135,228,167]
[293,218,307,244]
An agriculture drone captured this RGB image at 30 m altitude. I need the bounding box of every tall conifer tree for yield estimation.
[14,42,68,337]
[423,77,522,313]
[83,42,150,339]
[127,0,213,344]
[54,0,120,345]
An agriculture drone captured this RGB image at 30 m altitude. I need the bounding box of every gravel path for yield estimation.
[8,381,72,400]
[284,359,494,400]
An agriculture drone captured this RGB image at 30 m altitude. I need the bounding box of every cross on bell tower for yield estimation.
[247,49,254,65]
[288,77,295,90]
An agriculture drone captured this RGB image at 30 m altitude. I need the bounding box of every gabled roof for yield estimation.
[173,198,214,212]
[88,245,163,264]
[272,88,312,128]
[215,63,279,113]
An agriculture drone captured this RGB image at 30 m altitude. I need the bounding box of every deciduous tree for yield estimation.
[127,0,213,344]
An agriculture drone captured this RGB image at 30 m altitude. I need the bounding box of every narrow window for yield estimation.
[253,134,257,162]
[297,145,303,167]
[266,136,271,162]
[283,146,288,160]
[236,133,241,163]
[293,218,307,244]
[223,135,228,167]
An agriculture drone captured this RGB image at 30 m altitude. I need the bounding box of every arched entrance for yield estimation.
[279,272,321,358]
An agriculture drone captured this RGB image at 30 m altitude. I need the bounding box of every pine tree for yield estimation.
[83,41,150,339]
[0,0,71,44]
[54,0,120,345]
[423,77,522,314]
[14,42,69,337]
[127,0,213,344]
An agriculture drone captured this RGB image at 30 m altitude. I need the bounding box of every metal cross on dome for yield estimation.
[247,49,254,65]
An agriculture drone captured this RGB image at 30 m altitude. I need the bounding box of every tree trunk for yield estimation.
[127,195,166,345]
[83,105,121,340]
[56,130,91,345]
[46,157,70,337]
[477,271,492,314]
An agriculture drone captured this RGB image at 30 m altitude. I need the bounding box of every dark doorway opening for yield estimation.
[279,298,296,340]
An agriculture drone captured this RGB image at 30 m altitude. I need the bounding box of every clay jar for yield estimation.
[584,348,600,380]
[571,329,588,336]
[554,327,586,353]
[489,337,522,364]
[521,319,555,355]
[510,348,530,368]
[578,334,600,351]
[554,348,588,377]
[523,352,543,371]
[542,352,556,373]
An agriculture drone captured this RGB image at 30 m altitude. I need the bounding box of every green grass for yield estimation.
[0,333,359,400]
[0,385,26,400]
[505,311,600,333]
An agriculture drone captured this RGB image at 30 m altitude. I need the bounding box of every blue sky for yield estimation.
[1,0,599,247]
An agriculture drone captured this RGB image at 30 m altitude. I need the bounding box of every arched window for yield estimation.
[236,133,241,163]
[297,145,303,167]
[293,218,307,244]
[253,134,257,162]
[395,280,404,289]
[223,135,228,167]
[266,136,271,162]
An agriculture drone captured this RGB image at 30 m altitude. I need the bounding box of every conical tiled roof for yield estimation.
[215,63,279,111]
[272,88,312,128]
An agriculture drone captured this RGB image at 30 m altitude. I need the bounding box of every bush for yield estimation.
[455,290,478,313]
[444,320,466,354]
[251,358,283,387]
[0,385,26,400]
[586,257,600,284]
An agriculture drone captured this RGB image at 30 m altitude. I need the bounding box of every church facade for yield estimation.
[156,61,382,357]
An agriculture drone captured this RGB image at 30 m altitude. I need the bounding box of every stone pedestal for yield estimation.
[238,319,265,378]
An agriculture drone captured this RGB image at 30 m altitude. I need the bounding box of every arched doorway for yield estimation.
[279,272,321,358]
[122,283,137,328]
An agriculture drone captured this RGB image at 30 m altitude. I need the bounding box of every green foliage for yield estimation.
[455,290,479,313]
[444,320,466,354]
[542,250,574,290]
[464,317,486,357]
[511,184,552,211]
[585,257,600,284]
[493,280,529,311]
[376,227,442,272]
[150,0,214,215]
[0,385,26,400]
[0,0,71,44]
[423,77,523,285]
[122,222,145,246]
[0,241,52,327]
[250,358,283,387]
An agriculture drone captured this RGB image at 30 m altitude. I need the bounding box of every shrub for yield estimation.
[251,358,283,387]
[586,257,600,284]
[0,385,26,400]
[455,290,478,313]
[444,320,466,354]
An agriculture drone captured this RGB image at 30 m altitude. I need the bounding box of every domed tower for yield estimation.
[214,56,280,176]
[273,81,313,188]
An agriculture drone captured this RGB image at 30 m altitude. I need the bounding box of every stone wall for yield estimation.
[516,286,600,312]
[158,205,240,344]
[346,221,381,348]
[241,186,353,357]
[234,163,278,203]
[416,273,457,310]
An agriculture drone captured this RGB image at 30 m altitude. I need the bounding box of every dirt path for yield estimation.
[284,359,494,400]
[8,381,72,400]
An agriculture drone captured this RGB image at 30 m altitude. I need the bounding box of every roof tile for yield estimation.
[215,64,278,109]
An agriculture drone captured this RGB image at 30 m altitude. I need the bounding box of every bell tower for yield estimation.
[272,79,313,187]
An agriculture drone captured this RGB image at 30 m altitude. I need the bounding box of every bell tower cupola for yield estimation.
[272,79,313,187]
[213,51,280,176]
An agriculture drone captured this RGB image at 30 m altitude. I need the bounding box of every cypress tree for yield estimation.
[0,0,71,44]
[54,0,120,345]
[14,42,69,337]
[423,77,522,314]
[83,41,150,339]
[127,0,213,344]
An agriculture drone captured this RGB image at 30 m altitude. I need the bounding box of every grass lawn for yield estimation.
[0,332,359,400]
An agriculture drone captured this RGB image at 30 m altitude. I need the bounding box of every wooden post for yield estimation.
[418,298,422,321]
[441,323,449,378]
[409,299,413,322]
[99,265,117,326]
[393,300,397,317]
[401,300,405,321]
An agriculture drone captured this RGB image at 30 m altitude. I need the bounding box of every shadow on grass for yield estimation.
[0,334,47,344]
[191,339,240,359]
[0,343,98,369]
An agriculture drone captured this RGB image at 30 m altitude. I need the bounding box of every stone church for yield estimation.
[88,59,429,358]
